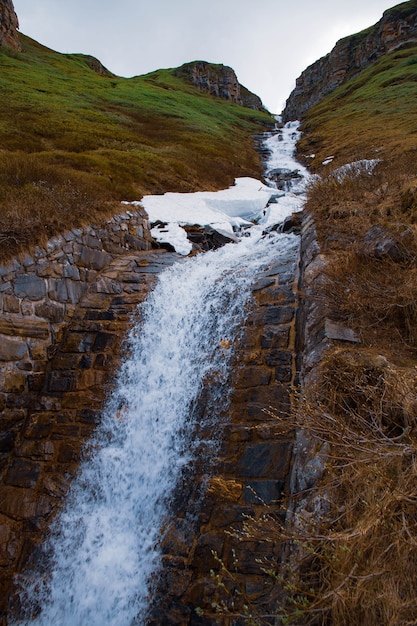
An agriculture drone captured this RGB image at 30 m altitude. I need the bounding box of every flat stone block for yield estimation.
[251,277,275,291]
[261,326,290,349]
[236,366,271,388]
[60,332,95,353]
[238,442,292,478]
[274,366,293,382]
[35,301,65,323]
[244,479,285,504]
[3,295,20,313]
[48,371,77,393]
[92,332,116,352]
[14,275,46,300]
[0,316,49,339]
[264,350,292,367]
[4,459,41,488]
[249,306,294,326]
[0,336,28,361]
[78,246,112,271]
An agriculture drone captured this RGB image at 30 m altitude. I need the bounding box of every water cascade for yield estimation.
[14,122,307,625]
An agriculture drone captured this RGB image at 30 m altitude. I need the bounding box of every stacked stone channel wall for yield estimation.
[148,235,302,624]
[0,208,152,471]
[0,206,336,624]
[0,208,175,621]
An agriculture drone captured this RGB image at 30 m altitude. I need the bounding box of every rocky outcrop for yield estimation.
[0,0,20,51]
[282,0,417,121]
[174,61,265,110]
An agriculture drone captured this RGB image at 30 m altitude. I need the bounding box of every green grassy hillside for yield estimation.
[297,43,417,169]
[0,34,273,260]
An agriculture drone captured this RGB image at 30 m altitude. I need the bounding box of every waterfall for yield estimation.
[14,121,307,625]
[15,230,299,626]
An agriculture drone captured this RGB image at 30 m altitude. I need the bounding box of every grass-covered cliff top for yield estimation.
[0,33,273,260]
[297,43,417,170]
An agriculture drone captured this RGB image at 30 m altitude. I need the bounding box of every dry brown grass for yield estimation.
[211,352,417,625]
[271,349,417,625]
[0,153,118,260]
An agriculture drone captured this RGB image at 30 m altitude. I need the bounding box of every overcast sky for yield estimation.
[13,0,398,113]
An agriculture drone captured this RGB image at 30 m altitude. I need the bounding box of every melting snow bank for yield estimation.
[124,121,309,255]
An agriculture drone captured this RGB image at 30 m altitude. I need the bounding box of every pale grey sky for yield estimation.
[13,0,398,112]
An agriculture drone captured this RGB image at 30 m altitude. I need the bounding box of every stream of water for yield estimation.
[15,122,307,626]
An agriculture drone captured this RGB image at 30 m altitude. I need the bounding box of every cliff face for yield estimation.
[174,61,265,110]
[283,0,417,121]
[0,0,20,51]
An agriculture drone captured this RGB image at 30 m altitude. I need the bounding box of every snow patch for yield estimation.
[124,121,309,254]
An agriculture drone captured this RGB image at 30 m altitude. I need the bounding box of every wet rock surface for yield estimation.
[147,238,300,624]
[0,221,179,622]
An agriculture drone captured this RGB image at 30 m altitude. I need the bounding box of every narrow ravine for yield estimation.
[13,121,308,625]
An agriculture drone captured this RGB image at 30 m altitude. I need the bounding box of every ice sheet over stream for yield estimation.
[132,120,308,254]
[15,121,308,626]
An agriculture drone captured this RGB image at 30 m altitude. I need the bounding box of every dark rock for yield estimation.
[92,332,116,352]
[35,301,65,323]
[47,371,77,393]
[261,326,291,349]
[249,306,294,326]
[244,479,285,504]
[174,61,265,110]
[236,366,271,388]
[251,277,276,291]
[0,337,28,361]
[360,224,414,264]
[78,247,112,271]
[280,214,302,234]
[283,2,417,120]
[0,0,20,51]
[5,459,41,488]
[60,332,95,353]
[0,431,15,452]
[264,350,292,367]
[266,168,302,191]
[238,442,292,478]
[13,275,46,301]
[183,225,237,251]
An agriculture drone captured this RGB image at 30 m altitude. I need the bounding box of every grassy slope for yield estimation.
[297,44,417,169]
[275,31,417,626]
[0,34,273,260]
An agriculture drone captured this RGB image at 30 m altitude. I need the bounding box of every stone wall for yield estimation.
[0,237,183,622]
[147,235,301,623]
[0,209,152,479]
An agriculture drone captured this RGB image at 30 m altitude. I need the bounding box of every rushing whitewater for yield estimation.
[15,121,307,625]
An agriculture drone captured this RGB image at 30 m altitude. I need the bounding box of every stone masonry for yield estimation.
[0,208,152,478]
[0,210,186,622]
[148,235,300,624]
